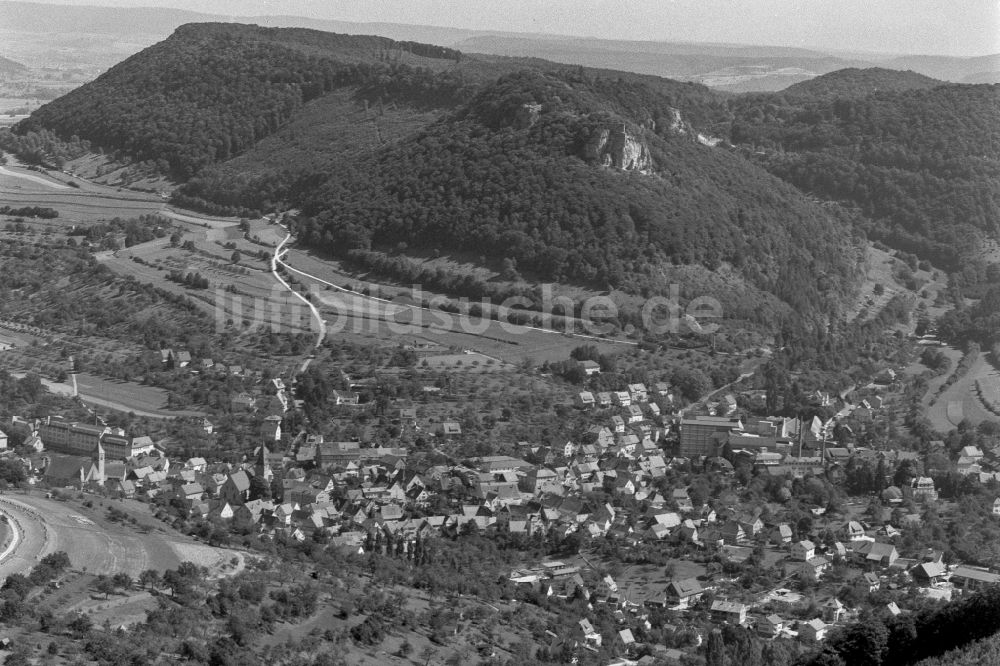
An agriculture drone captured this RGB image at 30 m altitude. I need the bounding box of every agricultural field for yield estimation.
[0,162,165,221]
[975,362,1000,417]
[73,372,206,418]
[0,492,246,633]
[0,493,211,579]
[926,352,1000,430]
[287,248,632,365]
[102,225,315,337]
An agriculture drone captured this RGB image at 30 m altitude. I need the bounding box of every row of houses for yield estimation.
[575,382,673,410]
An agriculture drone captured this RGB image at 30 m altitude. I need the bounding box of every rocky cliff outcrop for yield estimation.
[513,102,543,129]
[583,124,653,172]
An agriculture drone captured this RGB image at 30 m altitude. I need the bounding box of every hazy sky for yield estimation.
[14,0,1000,56]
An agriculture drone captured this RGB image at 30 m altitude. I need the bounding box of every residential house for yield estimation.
[822,598,845,623]
[260,417,282,443]
[678,519,699,543]
[231,392,256,412]
[209,502,235,521]
[436,421,462,437]
[612,391,631,407]
[911,561,947,585]
[758,614,785,638]
[710,600,747,626]
[951,566,1000,591]
[799,556,831,581]
[720,520,745,545]
[186,457,207,473]
[615,629,635,652]
[576,392,596,409]
[586,426,615,449]
[332,390,360,406]
[271,502,299,527]
[739,515,764,538]
[957,455,982,476]
[220,470,252,506]
[627,383,648,403]
[672,488,693,512]
[854,541,899,568]
[611,416,626,433]
[109,478,135,499]
[234,499,273,527]
[578,618,602,646]
[844,520,866,541]
[771,523,793,544]
[791,540,816,561]
[176,482,204,504]
[910,477,939,502]
[800,619,828,642]
[665,578,703,609]
[579,360,601,376]
[961,445,984,461]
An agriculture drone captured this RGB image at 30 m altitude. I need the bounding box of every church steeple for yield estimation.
[254,444,272,483]
[93,439,105,484]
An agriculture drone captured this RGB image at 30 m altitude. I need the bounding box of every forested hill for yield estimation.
[728,81,1000,269]
[6,22,866,325]
[782,67,944,98]
[14,23,469,179]
[294,68,863,322]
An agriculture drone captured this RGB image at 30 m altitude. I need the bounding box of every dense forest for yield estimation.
[727,81,1000,269]
[294,68,861,323]
[15,23,471,180]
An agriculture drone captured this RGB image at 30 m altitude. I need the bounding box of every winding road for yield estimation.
[271,225,327,373]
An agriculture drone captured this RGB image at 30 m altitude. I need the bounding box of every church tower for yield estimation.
[254,444,273,483]
[92,439,106,484]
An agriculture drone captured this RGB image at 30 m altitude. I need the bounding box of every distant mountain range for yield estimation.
[1,1,997,89]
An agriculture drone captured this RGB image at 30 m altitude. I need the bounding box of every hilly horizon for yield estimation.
[1,0,997,88]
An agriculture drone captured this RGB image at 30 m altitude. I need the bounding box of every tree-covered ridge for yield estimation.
[462,68,731,132]
[14,23,471,179]
[782,67,944,98]
[727,83,1000,268]
[295,70,861,319]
